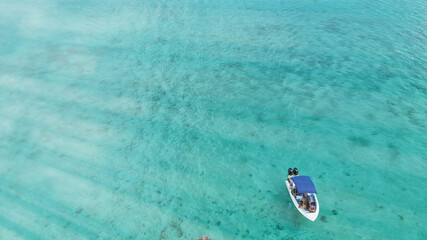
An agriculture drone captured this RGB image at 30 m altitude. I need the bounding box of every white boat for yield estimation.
[285,168,319,221]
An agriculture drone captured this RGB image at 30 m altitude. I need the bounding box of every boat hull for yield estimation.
[286,177,319,221]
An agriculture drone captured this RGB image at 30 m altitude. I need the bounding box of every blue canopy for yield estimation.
[292,176,317,194]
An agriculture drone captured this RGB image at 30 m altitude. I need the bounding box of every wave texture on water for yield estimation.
[0,0,426,239]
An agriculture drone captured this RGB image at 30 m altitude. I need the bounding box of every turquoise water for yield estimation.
[0,0,426,239]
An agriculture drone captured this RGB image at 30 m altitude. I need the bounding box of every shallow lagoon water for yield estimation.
[0,0,426,239]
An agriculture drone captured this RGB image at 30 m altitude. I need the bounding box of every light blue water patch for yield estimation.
[0,0,426,239]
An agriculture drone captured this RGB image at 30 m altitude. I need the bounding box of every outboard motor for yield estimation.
[293,168,298,175]
[288,168,293,175]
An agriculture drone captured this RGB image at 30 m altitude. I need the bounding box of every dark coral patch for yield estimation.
[321,216,327,222]
[348,136,370,146]
[75,208,84,214]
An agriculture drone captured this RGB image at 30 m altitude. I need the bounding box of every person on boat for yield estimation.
[300,194,308,209]
[309,202,315,212]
